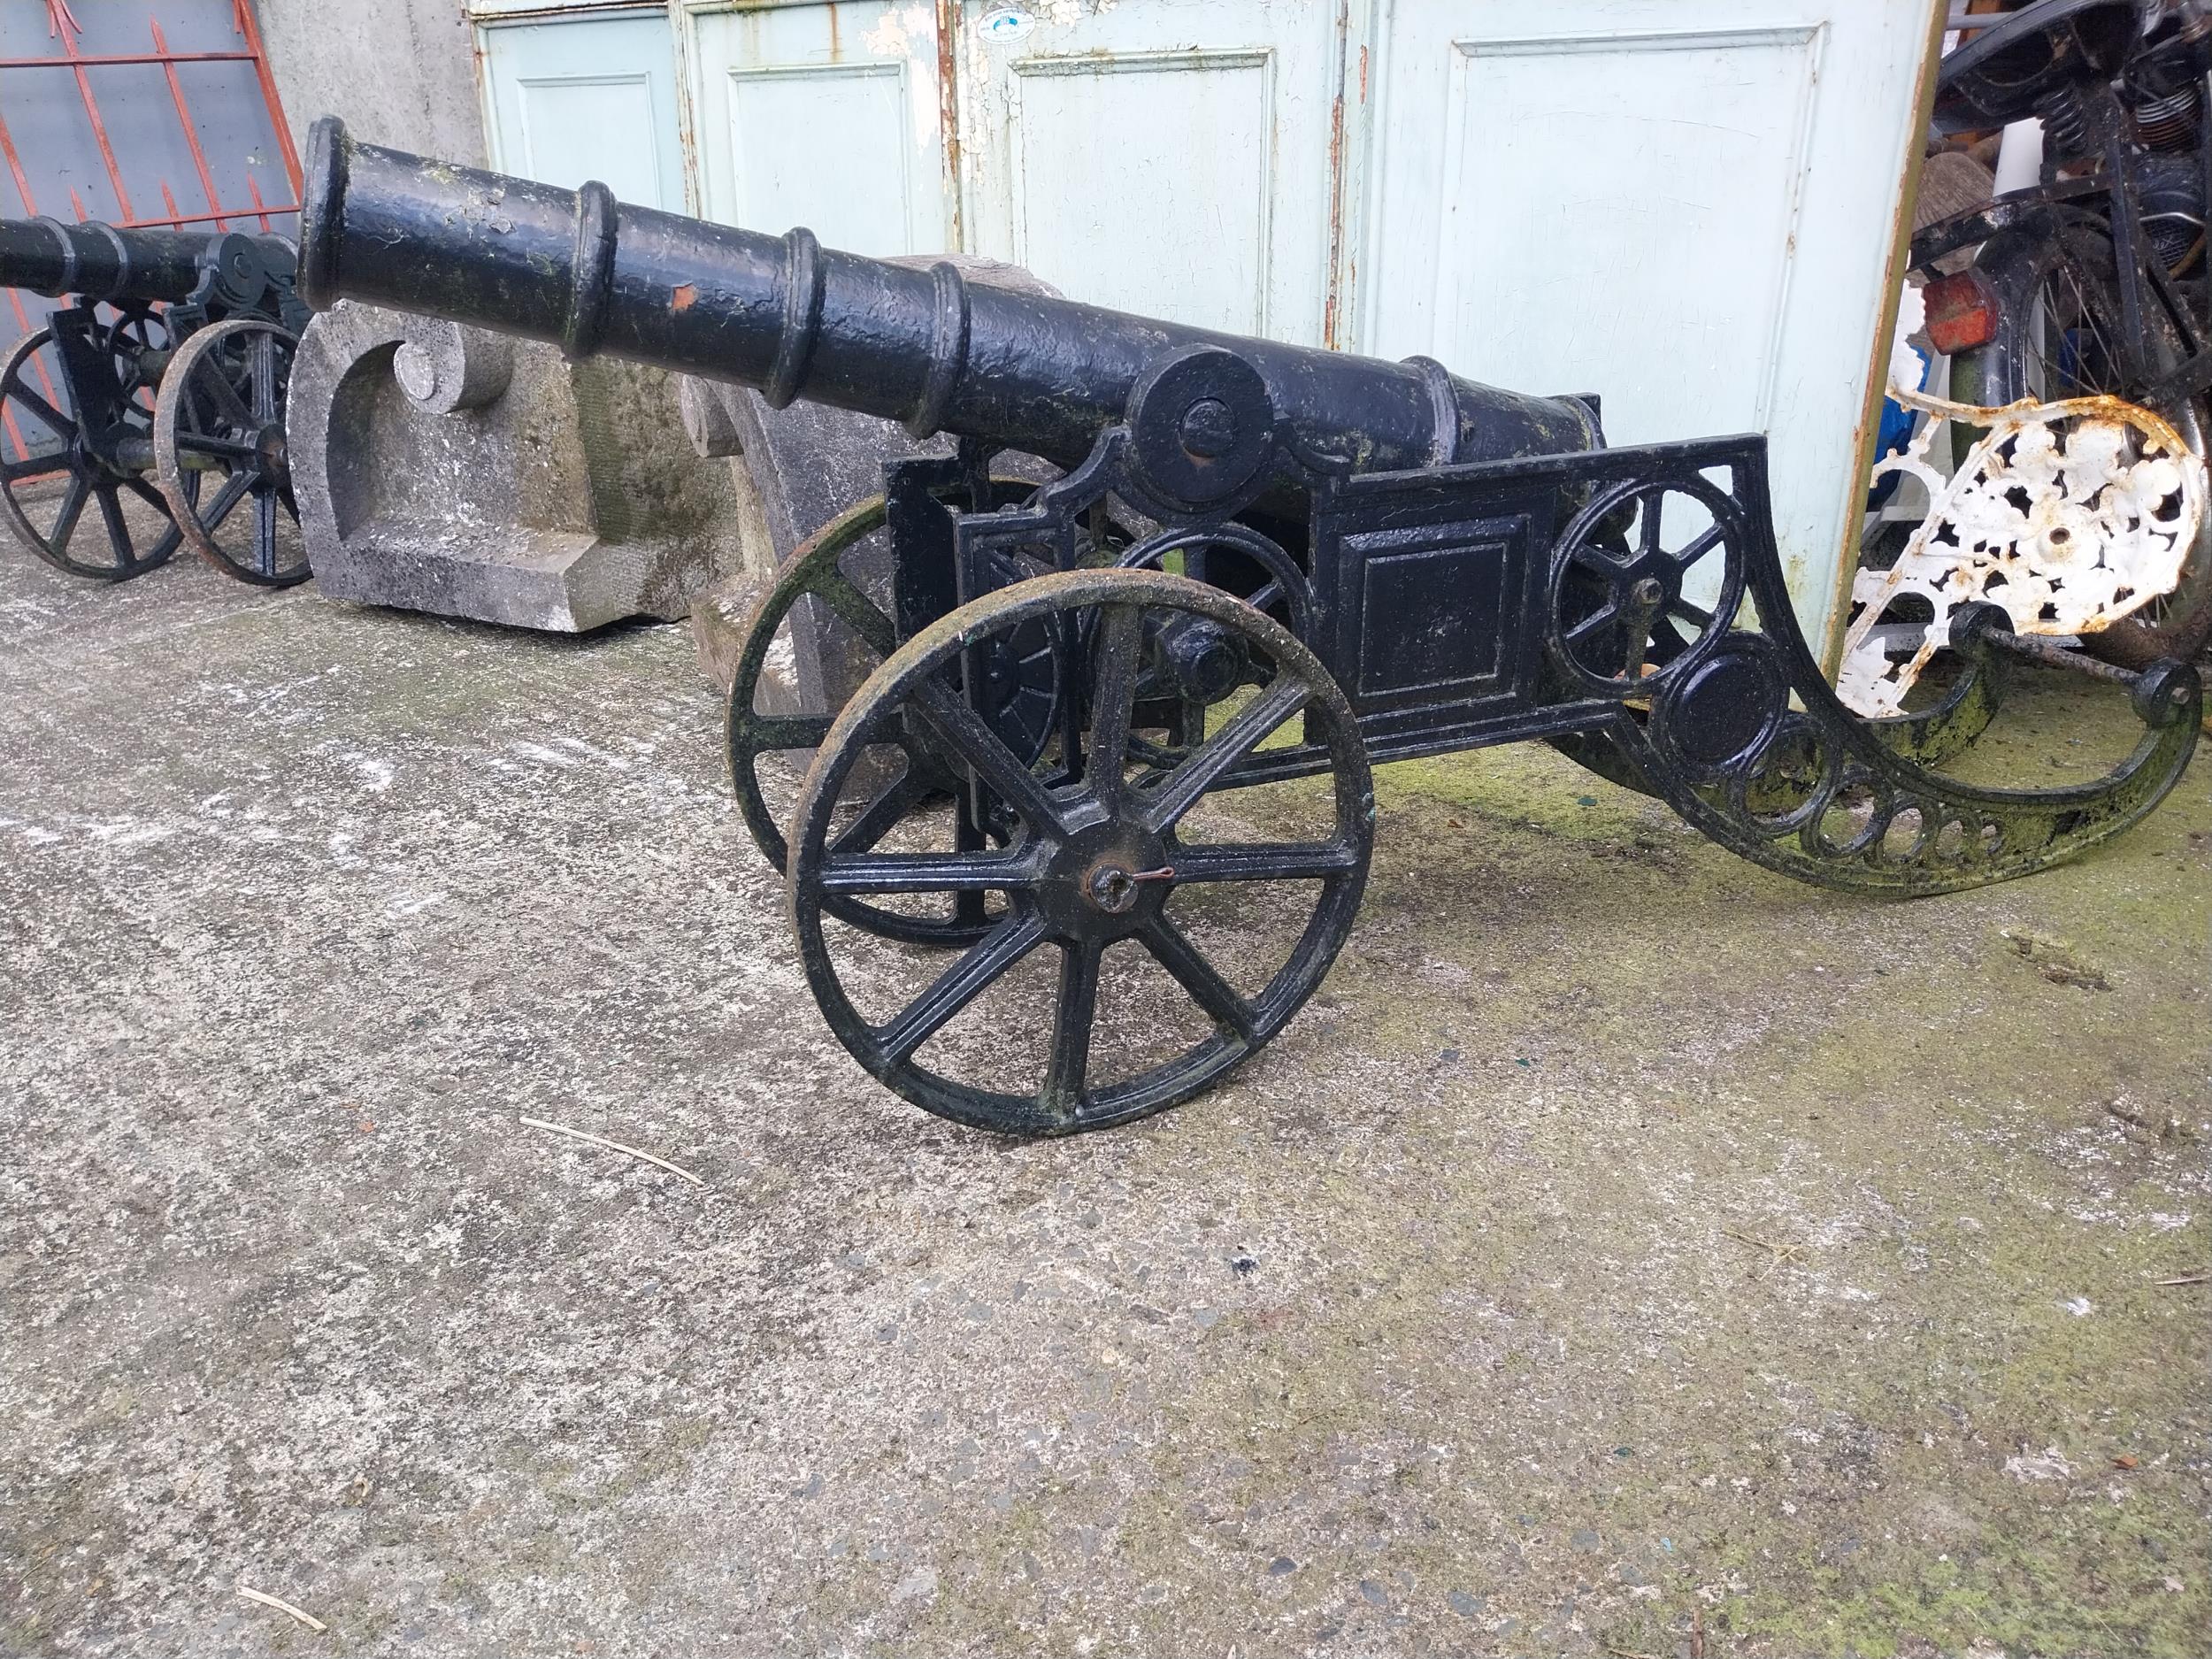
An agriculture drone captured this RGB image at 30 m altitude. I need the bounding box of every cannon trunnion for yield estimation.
[298,119,2202,1137]
[0,217,309,585]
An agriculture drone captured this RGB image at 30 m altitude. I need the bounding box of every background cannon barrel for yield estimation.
[299,119,1598,480]
[0,216,295,308]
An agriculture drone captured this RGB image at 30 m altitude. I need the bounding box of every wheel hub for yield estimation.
[1034,818,1172,941]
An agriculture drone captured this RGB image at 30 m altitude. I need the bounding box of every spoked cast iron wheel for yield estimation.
[726,487,1060,949]
[153,317,307,587]
[787,568,1374,1137]
[0,326,184,580]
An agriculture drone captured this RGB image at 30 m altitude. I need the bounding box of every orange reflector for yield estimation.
[1923,269,2001,356]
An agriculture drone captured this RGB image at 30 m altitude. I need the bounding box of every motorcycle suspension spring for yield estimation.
[2131,82,2205,153]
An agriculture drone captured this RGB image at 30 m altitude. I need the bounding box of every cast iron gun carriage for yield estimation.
[0,216,309,584]
[300,119,2203,1136]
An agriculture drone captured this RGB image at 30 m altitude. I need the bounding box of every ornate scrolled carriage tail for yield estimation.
[1547,436,2202,896]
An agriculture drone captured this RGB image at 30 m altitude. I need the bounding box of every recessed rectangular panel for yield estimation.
[1344,518,1525,702]
[726,65,913,257]
[1433,28,1818,447]
[1010,51,1271,334]
[516,74,667,208]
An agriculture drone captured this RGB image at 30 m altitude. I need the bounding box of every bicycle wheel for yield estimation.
[1953,217,2212,666]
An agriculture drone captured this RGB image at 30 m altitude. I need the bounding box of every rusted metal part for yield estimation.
[933,0,964,253]
[1839,387,2204,718]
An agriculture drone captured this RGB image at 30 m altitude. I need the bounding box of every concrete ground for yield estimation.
[0,546,2205,1659]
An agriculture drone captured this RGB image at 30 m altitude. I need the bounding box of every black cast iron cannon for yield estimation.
[299,118,2202,1137]
[0,216,309,583]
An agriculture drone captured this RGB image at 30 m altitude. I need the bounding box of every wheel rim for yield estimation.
[1551,474,1747,696]
[726,485,1064,949]
[152,317,306,587]
[0,327,181,580]
[788,567,1373,1136]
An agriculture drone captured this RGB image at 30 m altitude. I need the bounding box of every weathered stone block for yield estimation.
[292,300,763,632]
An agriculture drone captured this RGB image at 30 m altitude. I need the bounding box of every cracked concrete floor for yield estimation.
[1,549,2207,1659]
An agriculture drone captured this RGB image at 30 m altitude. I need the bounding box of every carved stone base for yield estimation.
[292,301,762,632]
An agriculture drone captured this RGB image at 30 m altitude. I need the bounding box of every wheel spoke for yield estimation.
[174,430,257,460]
[1140,675,1310,833]
[1140,914,1256,1042]
[831,772,930,857]
[1669,521,1725,569]
[119,474,170,515]
[818,847,1038,895]
[733,711,833,755]
[94,486,134,565]
[1043,941,1102,1115]
[1170,841,1360,883]
[251,333,278,420]
[197,469,255,533]
[202,357,255,429]
[1639,489,1663,558]
[874,912,1048,1064]
[910,676,1065,833]
[1564,602,1620,647]
[812,569,898,657]
[256,488,278,573]
[6,382,73,439]
[47,473,91,549]
[2,451,61,483]
[1670,595,1716,628]
[1084,603,1143,803]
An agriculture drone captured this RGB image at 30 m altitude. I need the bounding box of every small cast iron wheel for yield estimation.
[1111,521,1315,638]
[100,305,173,423]
[0,326,183,580]
[787,567,1374,1137]
[725,484,1060,949]
[153,317,307,587]
[1551,473,1747,697]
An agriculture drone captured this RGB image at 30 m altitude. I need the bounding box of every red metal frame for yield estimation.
[0,0,302,463]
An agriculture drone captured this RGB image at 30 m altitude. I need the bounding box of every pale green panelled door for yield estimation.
[688,3,952,257]
[954,0,1342,343]
[1360,0,1939,654]
[480,11,687,211]
[682,0,1340,342]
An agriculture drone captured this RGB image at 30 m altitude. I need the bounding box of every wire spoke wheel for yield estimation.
[788,568,1373,1136]
[152,317,307,587]
[0,326,181,580]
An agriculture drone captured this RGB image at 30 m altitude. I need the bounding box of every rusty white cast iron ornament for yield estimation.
[1839,386,2204,717]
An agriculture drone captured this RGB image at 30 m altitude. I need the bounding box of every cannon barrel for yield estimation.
[299,119,1598,479]
[0,216,294,307]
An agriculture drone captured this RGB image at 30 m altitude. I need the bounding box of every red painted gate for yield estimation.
[0,0,300,465]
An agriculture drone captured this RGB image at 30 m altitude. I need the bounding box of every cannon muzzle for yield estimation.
[0,216,296,311]
[300,119,1598,480]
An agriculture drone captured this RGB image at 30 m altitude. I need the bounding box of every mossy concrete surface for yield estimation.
[0,551,2205,1659]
